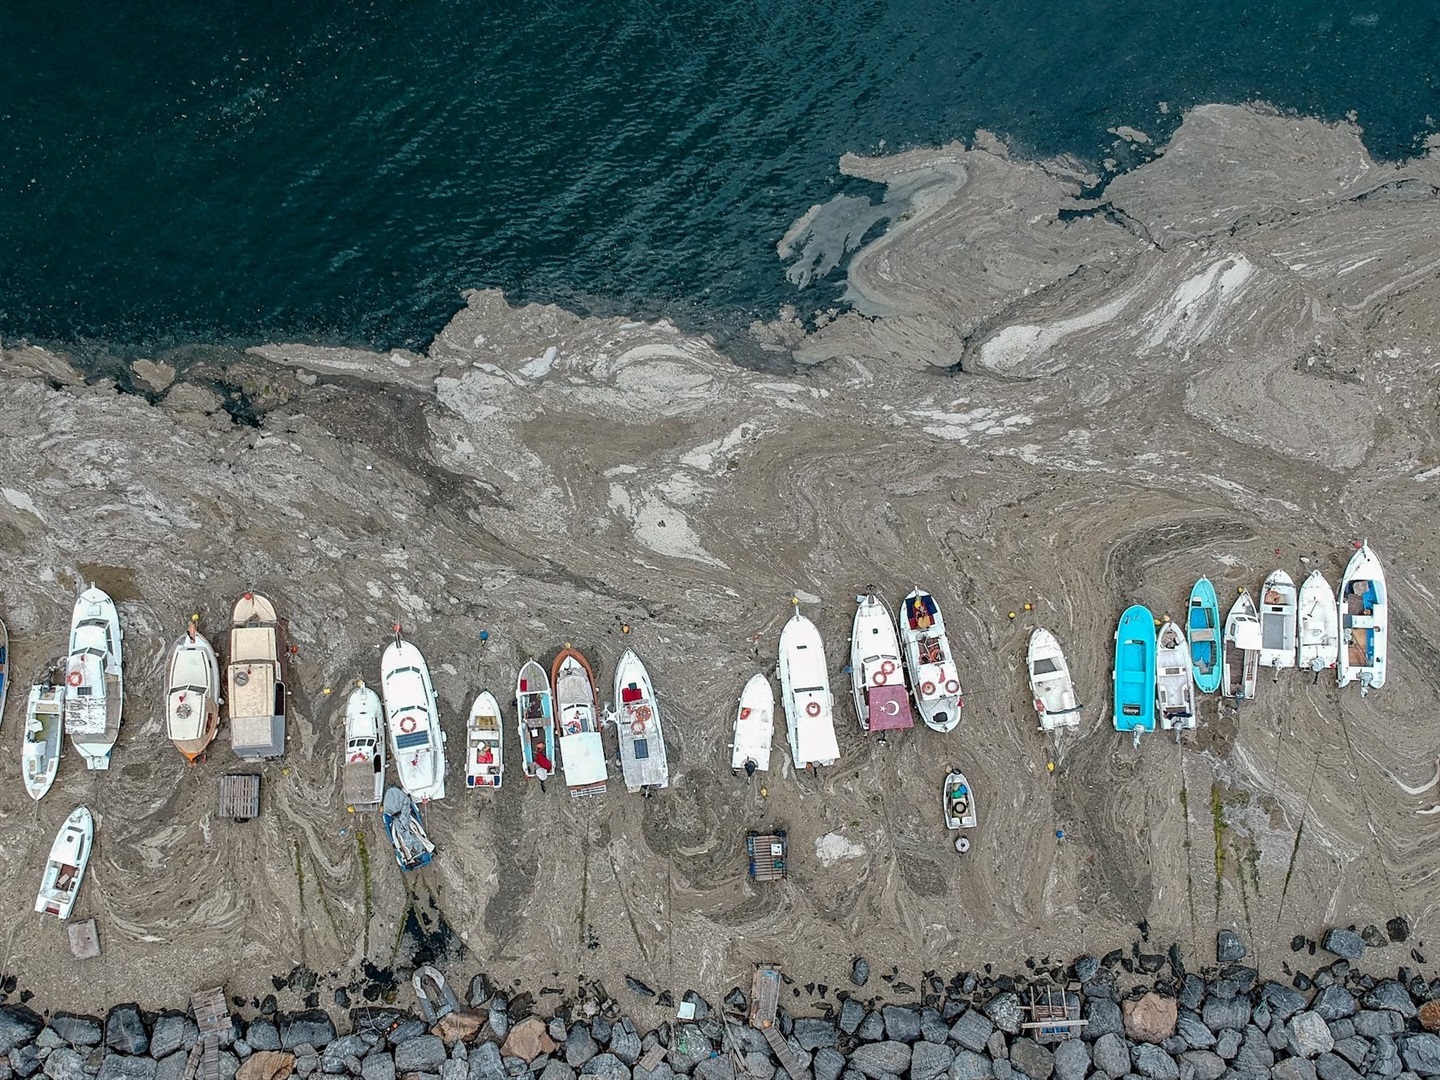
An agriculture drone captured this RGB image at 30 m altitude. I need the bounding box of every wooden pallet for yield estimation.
[747,833,787,881]
[184,987,230,1080]
[217,775,261,821]
[748,964,809,1080]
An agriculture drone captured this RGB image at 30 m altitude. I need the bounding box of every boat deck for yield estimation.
[618,702,670,791]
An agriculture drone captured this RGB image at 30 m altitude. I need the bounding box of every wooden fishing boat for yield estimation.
[1222,590,1262,700]
[465,691,504,790]
[778,609,840,770]
[552,648,607,797]
[382,786,434,871]
[1027,628,1081,732]
[1187,577,1222,695]
[342,682,385,810]
[731,673,774,775]
[1297,569,1339,674]
[943,770,977,854]
[382,627,446,802]
[516,660,557,783]
[1338,542,1387,695]
[64,585,124,770]
[897,589,962,732]
[1259,570,1298,671]
[165,619,222,763]
[23,662,65,801]
[227,592,287,760]
[851,592,914,734]
[1155,618,1196,733]
[35,806,93,919]
[614,648,669,793]
[1112,604,1157,746]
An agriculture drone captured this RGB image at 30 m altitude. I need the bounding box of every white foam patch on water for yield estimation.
[814,832,867,866]
[978,293,1133,374]
[1144,254,1255,349]
[680,423,761,473]
[520,346,558,380]
[2,487,44,520]
[608,484,726,568]
[911,406,1033,442]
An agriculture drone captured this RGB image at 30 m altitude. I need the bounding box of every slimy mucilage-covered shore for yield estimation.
[1,104,1439,1029]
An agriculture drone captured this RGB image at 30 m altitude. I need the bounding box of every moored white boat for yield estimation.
[851,592,914,734]
[1027,628,1081,731]
[1155,619,1196,732]
[730,673,774,775]
[382,629,446,802]
[23,663,65,801]
[553,648,608,797]
[943,770,977,854]
[778,609,840,770]
[63,586,124,771]
[382,787,434,872]
[465,691,504,790]
[1338,542,1387,695]
[516,660,557,783]
[228,592,287,760]
[614,648,669,793]
[35,806,93,919]
[1222,590,1262,701]
[342,682,386,810]
[897,589,962,732]
[1259,570,1298,671]
[1297,570,1339,673]
[165,619,222,763]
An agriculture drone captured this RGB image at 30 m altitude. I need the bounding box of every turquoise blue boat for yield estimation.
[1187,578,1222,694]
[1113,604,1157,743]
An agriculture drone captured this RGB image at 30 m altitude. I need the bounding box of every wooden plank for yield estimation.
[761,1023,811,1080]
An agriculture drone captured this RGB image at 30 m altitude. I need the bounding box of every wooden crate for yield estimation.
[217,775,261,821]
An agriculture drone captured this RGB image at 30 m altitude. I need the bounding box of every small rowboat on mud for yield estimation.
[1187,577,1222,695]
[1297,569,1339,674]
[943,770,977,854]
[1338,542,1388,695]
[382,627,446,802]
[851,591,914,735]
[731,673,774,776]
[342,682,386,810]
[64,586,124,771]
[553,647,607,797]
[382,786,434,872]
[165,619,222,763]
[778,609,840,770]
[516,660,557,783]
[465,691,504,790]
[614,648,669,794]
[1027,628,1080,732]
[1259,570,1298,672]
[1112,604,1157,747]
[1222,590,1262,701]
[23,662,65,801]
[35,806,93,919]
[897,589,962,732]
[1155,618,1196,734]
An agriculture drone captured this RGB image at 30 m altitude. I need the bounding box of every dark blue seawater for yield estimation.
[0,1,1436,351]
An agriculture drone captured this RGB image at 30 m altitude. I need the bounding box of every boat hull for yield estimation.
[1027,628,1081,731]
[382,787,434,871]
[898,589,962,732]
[166,627,222,762]
[35,806,93,919]
[1297,570,1339,673]
[1222,590,1262,700]
[228,592,286,761]
[851,593,913,733]
[1187,577,1223,695]
[1337,544,1387,691]
[465,690,504,790]
[1258,570,1298,670]
[943,771,978,830]
[1155,620,1196,731]
[615,648,669,793]
[731,673,774,772]
[778,612,839,769]
[1112,605,1157,736]
[343,683,386,809]
[554,649,608,797]
[23,670,64,801]
[382,638,446,802]
[516,660,556,781]
[64,586,124,771]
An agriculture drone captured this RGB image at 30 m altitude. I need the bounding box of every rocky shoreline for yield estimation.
[4,926,1440,1080]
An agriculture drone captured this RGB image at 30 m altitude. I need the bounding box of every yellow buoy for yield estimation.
[322,687,332,695]
[760,786,768,797]
[621,623,631,634]
[1046,761,1056,773]
[1023,603,1033,612]
[1008,612,1016,620]
[791,596,800,606]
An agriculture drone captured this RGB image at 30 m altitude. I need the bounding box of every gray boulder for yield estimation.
[985,1031,1007,1061]
[1129,1044,1178,1080]
[838,1001,865,1037]
[1332,1036,1371,1067]
[1083,1000,1123,1041]
[666,1025,713,1074]
[1213,1029,1241,1059]
[1008,1038,1053,1080]
[812,1048,845,1080]
[855,1013,884,1043]
[918,1010,948,1046]
[565,1028,599,1069]
[1356,1010,1404,1038]
[106,1007,149,1057]
[1322,929,1366,961]
[538,1063,575,1080]
[1050,1039,1087,1080]
[1229,1026,1273,1079]
[609,1027,642,1066]
[945,1052,990,1080]
[47,1015,103,1049]
[1177,1050,1224,1080]
[154,1052,187,1080]
[908,1043,952,1080]
[1175,1011,1214,1049]
[1177,976,1206,1013]
[580,1054,632,1080]
[1216,931,1246,963]
[947,1012,992,1054]
[847,1042,910,1079]
[982,995,1022,1036]
[1200,996,1249,1032]
[1272,1059,1318,1080]
[1289,1012,1336,1057]
[43,1049,87,1080]
[1400,1033,1440,1075]
[245,1023,281,1053]
[467,1043,503,1080]
[386,1022,427,1048]
[362,1056,396,1080]
[97,1057,158,1080]
[1090,1034,1129,1079]
[1072,957,1099,983]
[10,1044,40,1080]
[1364,981,1419,1018]
[1370,1034,1402,1078]
[792,1020,836,1052]
[282,1014,336,1052]
[881,1008,920,1044]
[1313,1051,1363,1080]
[1262,983,1309,1021]
[1312,986,1358,1022]
[740,1060,772,1080]
[149,1015,196,1060]
[394,1036,447,1074]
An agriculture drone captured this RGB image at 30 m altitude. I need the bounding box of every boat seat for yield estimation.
[1189,628,1216,642]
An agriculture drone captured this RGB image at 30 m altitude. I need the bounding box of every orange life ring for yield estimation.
[805,700,821,717]
[880,660,896,675]
[566,721,581,735]
[635,705,652,722]
[873,670,887,686]
[66,669,83,688]
[630,719,646,736]
[921,681,937,697]
[349,751,366,764]
[399,715,417,734]
[945,679,960,694]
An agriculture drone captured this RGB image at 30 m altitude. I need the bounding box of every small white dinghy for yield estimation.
[778,608,840,770]
[23,663,66,801]
[64,585,124,770]
[1155,619,1196,733]
[1258,570,1298,672]
[1297,570,1339,674]
[1223,590,1262,701]
[465,691,504,790]
[731,673,774,776]
[1027,628,1081,731]
[897,589,963,732]
[1338,541,1388,695]
[554,648,608,797]
[165,619,223,763]
[382,627,446,802]
[35,806,93,919]
[851,592,914,735]
[943,770,977,854]
[342,682,386,811]
[614,648,669,793]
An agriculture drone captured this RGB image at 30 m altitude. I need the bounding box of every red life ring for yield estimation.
[880,660,896,675]
[66,668,83,688]
[739,707,751,720]
[805,700,821,717]
[921,681,937,697]
[945,679,960,694]
[349,752,366,764]
[1035,698,1046,713]
[630,719,645,736]
[399,715,417,734]
[873,670,887,686]
[566,721,581,735]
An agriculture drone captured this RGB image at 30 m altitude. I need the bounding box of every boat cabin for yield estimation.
[228,600,287,761]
